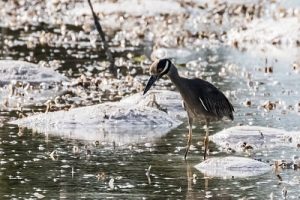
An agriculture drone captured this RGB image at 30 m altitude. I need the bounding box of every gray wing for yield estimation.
[189,78,234,120]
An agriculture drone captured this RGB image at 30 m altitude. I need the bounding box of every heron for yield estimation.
[143,58,234,160]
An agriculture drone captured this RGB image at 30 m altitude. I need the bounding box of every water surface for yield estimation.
[1,19,300,199]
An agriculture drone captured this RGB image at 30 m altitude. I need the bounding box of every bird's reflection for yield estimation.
[185,160,209,200]
[185,160,211,200]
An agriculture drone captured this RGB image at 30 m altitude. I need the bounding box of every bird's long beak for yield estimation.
[143,75,158,95]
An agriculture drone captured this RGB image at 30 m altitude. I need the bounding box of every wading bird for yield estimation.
[143,59,234,160]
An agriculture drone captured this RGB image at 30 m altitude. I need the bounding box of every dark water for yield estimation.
[1,23,300,199]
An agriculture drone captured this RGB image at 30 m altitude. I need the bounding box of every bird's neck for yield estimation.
[167,64,183,89]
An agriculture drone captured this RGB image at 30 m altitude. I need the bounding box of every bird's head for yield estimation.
[143,58,171,95]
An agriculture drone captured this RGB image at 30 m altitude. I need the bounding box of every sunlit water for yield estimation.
[1,24,300,199]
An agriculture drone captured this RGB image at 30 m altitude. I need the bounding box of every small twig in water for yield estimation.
[87,0,116,76]
[145,165,151,185]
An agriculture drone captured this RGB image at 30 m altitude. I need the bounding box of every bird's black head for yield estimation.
[156,58,171,77]
[143,59,172,95]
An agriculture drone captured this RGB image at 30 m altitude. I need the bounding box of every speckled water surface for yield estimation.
[1,0,300,199]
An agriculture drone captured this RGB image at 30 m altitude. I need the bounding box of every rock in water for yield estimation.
[0,60,68,85]
[120,90,186,119]
[195,156,271,178]
[0,60,69,108]
[10,90,185,146]
[210,126,300,152]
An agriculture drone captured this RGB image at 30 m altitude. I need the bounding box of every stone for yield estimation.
[10,90,185,146]
[195,156,271,177]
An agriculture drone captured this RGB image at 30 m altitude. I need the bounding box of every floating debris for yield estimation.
[264,66,273,73]
[96,172,106,181]
[243,99,251,107]
[292,62,299,71]
[33,192,45,199]
[192,173,197,184]
[145,165,151,184]
[108,178,114,190]
[49,150,58,161]
[292,155,300,169]
[262,101,276,111]
[282,186,287,199]
[241,142,254,153]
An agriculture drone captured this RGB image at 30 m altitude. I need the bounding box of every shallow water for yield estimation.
[1,14,300,200]
[1,123,299,199]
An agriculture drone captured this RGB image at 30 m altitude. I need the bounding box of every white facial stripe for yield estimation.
[161,60,169,74]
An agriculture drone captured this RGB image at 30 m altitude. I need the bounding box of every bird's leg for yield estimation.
[203,119,210,160]
[184,125,192,160]
[184,116,193,160]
